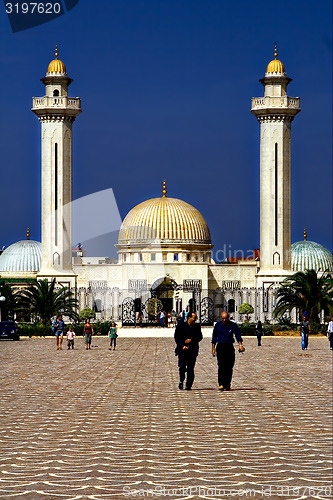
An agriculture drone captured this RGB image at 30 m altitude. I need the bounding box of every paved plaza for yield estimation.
[0,334,332,500]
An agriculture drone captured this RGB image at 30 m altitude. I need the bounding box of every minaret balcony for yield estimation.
[32,96,81,112]
[251,96,300,113]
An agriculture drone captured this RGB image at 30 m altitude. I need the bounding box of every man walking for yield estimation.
[256,320,263,346]
[174,311,202,390]
[300,313,310,350]
[212,311,244,391]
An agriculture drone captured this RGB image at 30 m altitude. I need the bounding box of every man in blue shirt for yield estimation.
[212,311,244,391]
[52,314,65,350]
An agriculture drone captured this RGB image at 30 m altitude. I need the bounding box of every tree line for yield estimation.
[0,270,332,325]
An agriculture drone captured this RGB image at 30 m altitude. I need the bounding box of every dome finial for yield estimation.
[266,43,285,74]
[303,228,307,241]
[162,179,167,197]
[26,227,30,240]
[274,42,278,59]
[47,45,66,74]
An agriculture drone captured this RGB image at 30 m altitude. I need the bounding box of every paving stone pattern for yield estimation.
[0,336,332,500]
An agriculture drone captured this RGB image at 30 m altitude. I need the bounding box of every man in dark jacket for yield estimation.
[212,311,244,391]
[174,312,202,390]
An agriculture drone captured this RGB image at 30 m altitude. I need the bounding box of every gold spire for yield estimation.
[162,180,167,197]
[26,228,30,240]
[274,42,278,59]
[47,45,66,74]
[266,43,285,74]
[303,228,307,241]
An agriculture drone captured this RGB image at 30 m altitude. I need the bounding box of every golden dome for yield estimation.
[266,44,286,75]
[118,196,211,245]
[47,45,66,74]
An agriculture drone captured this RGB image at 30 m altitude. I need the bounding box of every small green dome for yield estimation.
[0,240,41,273]
[291,240,332,272]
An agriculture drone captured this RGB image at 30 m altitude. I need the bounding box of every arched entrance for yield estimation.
[151,277,177,313]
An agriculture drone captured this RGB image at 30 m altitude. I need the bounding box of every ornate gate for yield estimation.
[142,297,163,326]
[200,297,214,326]
[122,297,136,326]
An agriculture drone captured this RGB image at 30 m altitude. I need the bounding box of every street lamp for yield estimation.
[0,294,5,322]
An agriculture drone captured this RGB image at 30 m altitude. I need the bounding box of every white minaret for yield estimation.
[251,46,300,276]
[32,46,81,277]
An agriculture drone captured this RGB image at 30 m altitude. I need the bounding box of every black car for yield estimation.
[0,321,19,341]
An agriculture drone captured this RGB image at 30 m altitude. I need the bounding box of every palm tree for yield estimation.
[18,278,79,324]
[274,270,333,323]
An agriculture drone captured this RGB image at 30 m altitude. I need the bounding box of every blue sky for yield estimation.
[0,0,332,258]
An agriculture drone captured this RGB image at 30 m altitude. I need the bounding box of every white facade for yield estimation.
[5,47,329,325]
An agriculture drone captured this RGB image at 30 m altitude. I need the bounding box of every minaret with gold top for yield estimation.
[32,46,81,277]
[251,45,300,275]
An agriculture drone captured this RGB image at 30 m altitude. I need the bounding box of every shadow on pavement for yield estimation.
[192,387,265,392]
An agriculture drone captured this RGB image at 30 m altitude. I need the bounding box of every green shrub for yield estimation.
[17,321,115,336]
[18,323,52,337]
[74,322,85,336]
[278,315,292,327]
[309,322,326,335]
[262,324,275,334]
[239,323,256,336]
[238,303,254,322]
[93,321,112,335]
[74,321,114,336]
[78,308,96,321]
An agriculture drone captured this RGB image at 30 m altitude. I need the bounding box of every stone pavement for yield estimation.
[0,335,332,500]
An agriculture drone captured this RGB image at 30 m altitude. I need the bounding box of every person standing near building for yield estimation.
[108,321,118,351]
[256,320,263,346]
[212,311,245,391]
[137,311,143,327]
[83,318,94,350]
[300,313,310,350]
[326,316,333,350]
[52,314,65,350]
[171,309,177,326]
[174,311,202,390]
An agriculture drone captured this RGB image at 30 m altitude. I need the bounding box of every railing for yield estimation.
[251,96,300,110]
[32,96,81,109]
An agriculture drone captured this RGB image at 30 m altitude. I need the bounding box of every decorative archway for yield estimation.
[151,276,178,290]
[151,276,177,313]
